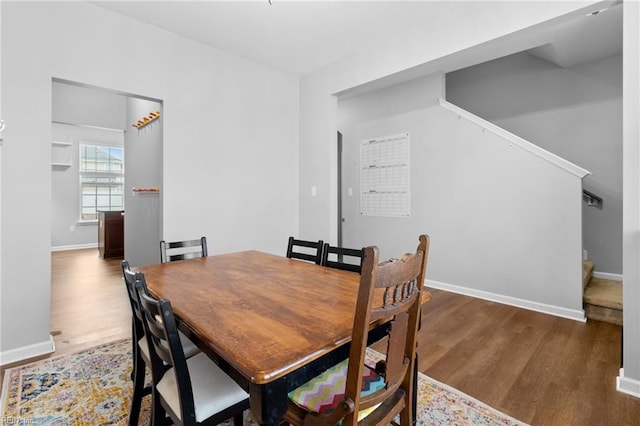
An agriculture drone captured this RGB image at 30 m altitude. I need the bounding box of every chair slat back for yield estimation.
[121,260,145,328]
[342,234,430,426]
[286,236,324,264]
[321,244,364,273]
[160,236,208,263]
[136,282,196,421]
[121,260,154,423]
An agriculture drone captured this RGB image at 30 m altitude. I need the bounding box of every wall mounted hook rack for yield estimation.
[132,110,160,129]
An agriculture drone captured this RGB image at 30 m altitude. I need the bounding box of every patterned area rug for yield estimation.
[1,339,528,425]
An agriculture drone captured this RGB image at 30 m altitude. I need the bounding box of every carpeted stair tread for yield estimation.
[583,260,594,289]
[583,277,622,310]
[584,304,622,326]
[582,262,622,325]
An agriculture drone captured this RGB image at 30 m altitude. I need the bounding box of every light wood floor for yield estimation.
[1,249,131,383]
[3,248,640,425]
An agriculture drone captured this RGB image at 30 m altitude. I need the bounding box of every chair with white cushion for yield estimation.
[285,234,430,426]
[121,260,201,425]
[136,281,250,426]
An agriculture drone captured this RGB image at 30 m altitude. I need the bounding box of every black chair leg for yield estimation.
[130,322,137,382]
[151,393,166,426]
[233,412,244,426]
[129,352,146,426]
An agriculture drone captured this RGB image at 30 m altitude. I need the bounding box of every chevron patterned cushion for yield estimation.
[288,358,385,419]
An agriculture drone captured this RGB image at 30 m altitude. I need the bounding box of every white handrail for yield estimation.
[438,98,591,179]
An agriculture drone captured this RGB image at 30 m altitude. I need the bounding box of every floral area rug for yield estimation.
[0,339,528,425]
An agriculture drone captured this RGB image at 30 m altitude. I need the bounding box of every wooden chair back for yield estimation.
[286,236,324,264]
[287,234,429,426]
[348,234,429,425]
[321,244,364,273]
[160,236,208,263]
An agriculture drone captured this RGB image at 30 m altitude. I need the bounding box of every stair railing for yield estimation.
[438,98,591,179]
[583,189,603,209]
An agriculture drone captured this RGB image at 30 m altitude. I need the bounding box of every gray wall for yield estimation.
[298,0,640,400]
[338,72,585,319]
[124,97,163,267]
[621,0,640,395]
[337,74,443,258]
[51,82,126,249]
[53,81,126,129]
[446,52,622,275]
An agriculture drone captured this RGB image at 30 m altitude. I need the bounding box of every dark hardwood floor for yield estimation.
[415,289,640,425]
[2,248,640,424]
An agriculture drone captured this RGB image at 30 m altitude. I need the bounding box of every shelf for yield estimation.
[52,140,73,167]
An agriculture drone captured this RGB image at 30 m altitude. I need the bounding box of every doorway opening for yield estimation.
[51,78,164,267]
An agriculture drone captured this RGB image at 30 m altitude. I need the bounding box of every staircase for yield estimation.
[583,260,623,325]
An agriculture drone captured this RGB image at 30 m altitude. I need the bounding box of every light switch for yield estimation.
[311,186,317,196]
[347,188,353,196]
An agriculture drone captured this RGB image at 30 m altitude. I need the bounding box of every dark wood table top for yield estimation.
[138,250,368,384]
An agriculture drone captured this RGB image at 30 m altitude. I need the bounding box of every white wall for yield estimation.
[0,2,298,363]
[0,1,3,354]
[446,52,622,275]
[619,0,640,398]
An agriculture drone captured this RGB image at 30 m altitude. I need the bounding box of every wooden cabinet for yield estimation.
[98,210,124,259]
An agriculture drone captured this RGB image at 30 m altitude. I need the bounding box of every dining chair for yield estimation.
[160,236,208,263]
[136,281,250,426]
[121,260,201,426]
[286,236,324,265]
[285,234,430,426]
[321,243,365,273]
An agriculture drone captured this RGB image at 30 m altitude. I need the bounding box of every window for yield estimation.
[79,144,124,221]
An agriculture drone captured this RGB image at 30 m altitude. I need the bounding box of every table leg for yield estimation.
[249,380,289,425]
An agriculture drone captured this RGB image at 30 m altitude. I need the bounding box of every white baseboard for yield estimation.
[617,368,640,398]
[426,279,587,322]
[593,271,623,282]
[51,243,98,252]
[0,335,55,366]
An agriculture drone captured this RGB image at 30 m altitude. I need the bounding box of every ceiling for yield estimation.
[93,1,622,77]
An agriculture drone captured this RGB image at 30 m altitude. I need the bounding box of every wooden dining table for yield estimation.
[137,250,429,425]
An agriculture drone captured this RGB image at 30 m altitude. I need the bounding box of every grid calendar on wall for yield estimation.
[360,132,410,217]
